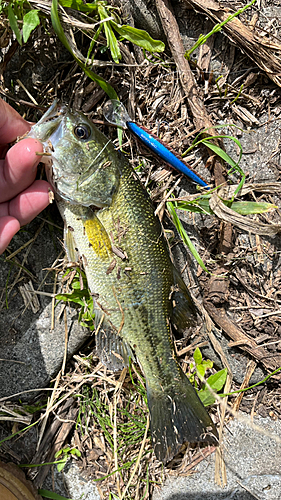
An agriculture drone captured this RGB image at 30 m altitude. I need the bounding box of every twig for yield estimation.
[61,308,68,375]
[0,388,54,403]
[16,79,38,105]
[232,360,257,412]
[37,370,62,451]
[203,299,281,377]
[154,176,182,216]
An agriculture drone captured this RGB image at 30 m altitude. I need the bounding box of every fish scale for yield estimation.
[97,171,175,381]
[59,170,175,383]
[28,102,218,463]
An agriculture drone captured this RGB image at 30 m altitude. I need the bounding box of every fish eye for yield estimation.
[74,124,91,140]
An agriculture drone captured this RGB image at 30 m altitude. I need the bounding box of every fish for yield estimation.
[28,101,217,463]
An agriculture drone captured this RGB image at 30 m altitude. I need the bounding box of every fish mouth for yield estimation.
[31,100,67,146]
[29,101,69,194]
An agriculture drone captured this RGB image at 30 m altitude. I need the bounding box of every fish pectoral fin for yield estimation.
[95,309,134,372]
[83,215,113,260]
[64,225,79,262]
[170,266,197,332]
[147,368,218,463]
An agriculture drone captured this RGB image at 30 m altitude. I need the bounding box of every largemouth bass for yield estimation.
[29,102,217,462]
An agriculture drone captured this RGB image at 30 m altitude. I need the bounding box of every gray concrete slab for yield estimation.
[42,462,101,500]
[64,462,101,500]
[0,301,90,401]
[152,414,281,500]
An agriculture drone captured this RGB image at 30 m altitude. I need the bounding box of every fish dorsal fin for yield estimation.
[95,308,134,372]
[170,267,197,332]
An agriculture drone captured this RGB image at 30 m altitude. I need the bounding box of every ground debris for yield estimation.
[1,0,281,497]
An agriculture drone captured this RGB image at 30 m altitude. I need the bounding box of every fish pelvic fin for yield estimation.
[95,308,134,371]
[147,368,218,463]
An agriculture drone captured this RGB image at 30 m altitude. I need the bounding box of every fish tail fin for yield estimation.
[147,369,218,463]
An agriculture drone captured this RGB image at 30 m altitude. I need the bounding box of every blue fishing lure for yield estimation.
[103,100,209,189]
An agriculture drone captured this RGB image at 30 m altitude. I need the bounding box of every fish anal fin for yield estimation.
[95,309,134,371]
[170,267,197,331]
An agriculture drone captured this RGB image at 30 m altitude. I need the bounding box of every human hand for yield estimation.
[0,99,52,255]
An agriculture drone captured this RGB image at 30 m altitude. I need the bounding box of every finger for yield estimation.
[8,180,52,226]
[0,99,30,145]
[0,216,20,255]
[0,138,43,203]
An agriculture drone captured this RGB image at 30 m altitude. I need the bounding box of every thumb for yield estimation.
[0,99,30,145]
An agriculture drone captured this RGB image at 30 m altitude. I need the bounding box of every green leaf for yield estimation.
[198,389,216,406]
[71,274,88,289]
[79,307,94,321]
[171,197,276,218]
[23,9,40,43]
[200,135,245,198]
[71,448,81,457]
[56,290,87,306]
[198,368,228,406]
[111,21,165,53]
[193,347,202,366]
[8,4,22,45]
[185,0,257,59]
[206,368,228,392]
[59,0,98,13]
[167,201,209,273]
[174,197,212,215]
[79,314,94,328]
[201,138,242,169]
[103,22,121,63]
[51,0,118,100]
[38,489,73,500]
[56,455,68,472]
[56,269,94,328]
[226,200,277,215]
[86,25,102,62]
[79,320,94,330]
[202,359,213,370]
[196,363,206,381]
[202,394,215,406]
[183,130,246,197]
[98,4,121,63]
